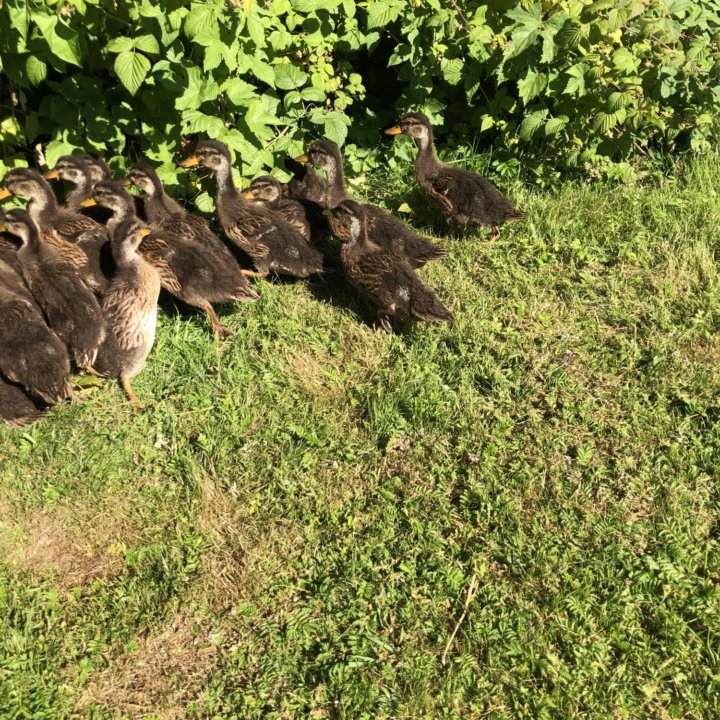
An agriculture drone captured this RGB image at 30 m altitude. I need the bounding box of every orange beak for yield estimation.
[80,198,97,207]
[44,170,60,180]
[139,228,152,238]
[242,190,255,200]
[119,177,132,186]
[294,154,310,164]
[385,126,403,136]
[0,188,11,200]
[178,155,199,168]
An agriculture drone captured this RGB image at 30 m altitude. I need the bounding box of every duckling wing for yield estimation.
[0,379,45,426]
[139,235,182,294]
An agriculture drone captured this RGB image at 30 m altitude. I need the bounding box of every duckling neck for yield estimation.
[17,226,41,256]
[27,186,60,223]
[414,133,440,179]
[67,180,92,211]
[143,189,184,222]
[324,160,347,207]
[214,161,241,206]
[113,243,140,269]
[106,200,137,233]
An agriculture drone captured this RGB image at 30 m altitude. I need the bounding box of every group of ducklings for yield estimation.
[0,112,523,426]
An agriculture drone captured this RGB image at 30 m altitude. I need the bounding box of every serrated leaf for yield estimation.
[182,110,225,137]
[274,63,308,90]
[106,37,134,53]
[32,13,83,66]
[366,2,403,29]
[323,112,350,146]
[225,77,258,105]
[45,137,78,168]
[564,64,587,96]
[545,117,567,136]
[185,4,219,39]
[301,86,326,102]
[134,35,160,54]
[250,56,276,86]
[518,70,547,104]
[441,58,464,85]
[593,112,617,134]
[176,65,220,111]
[114,51,151,95]
[26,56,47,86]
[195,191,215,213]
[246,14,265,48]
[519,109,548,140]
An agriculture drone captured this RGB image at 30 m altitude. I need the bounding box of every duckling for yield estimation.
[3,209,106,372]
[0,168,109,292]
[0,207,23,277]
[87,176,257,341]
[0,282,72,405]
[385,113,525,238]
[0,378,45,426]
[45,154,113,224]
[285,155,327,205]
[94,219,161,405]
[179,141,324,278]
[243,176,311,241]
[325,200,453,333]
[296,140,447,267]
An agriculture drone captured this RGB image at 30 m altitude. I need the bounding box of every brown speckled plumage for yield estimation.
[2,168,109,292]
[327,200,453,333]
[300,139,447,267]
[95,219,161,403]
[185,141,324,278]
[0,282,72,404]
[387,113,525,238]
[4,209,106,369]
[245,176,311,242]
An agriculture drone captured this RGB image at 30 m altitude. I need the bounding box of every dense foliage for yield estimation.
[1,0,719,188]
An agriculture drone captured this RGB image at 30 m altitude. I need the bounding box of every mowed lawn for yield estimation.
[1,154,720,720]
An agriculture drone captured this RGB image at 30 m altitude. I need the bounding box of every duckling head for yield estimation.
[299,140,342,174]
[2,208,39,246]
[180,140,232,173]
[386,112,433,145]
[84,180,135,218]
[0,168,54,203]
[126,164,164,197]
[112,218,151,257]
[244,175,282,204]
[45,155,92,186]
[73,154,111,185]
[324,199,366,244]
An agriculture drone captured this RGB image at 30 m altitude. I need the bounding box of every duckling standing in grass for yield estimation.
[2,210,107,373]
[0,282,72,405]
[179,141,324,278]
[296,140,447,267]
[325,200,453,333]
[86,177,257,341]
[243,176,311,242]
[0,168,109,292]
[385,113,525,239]
[94,219,161,405]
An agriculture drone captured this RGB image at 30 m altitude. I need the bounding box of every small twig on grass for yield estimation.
[442,573,480,666]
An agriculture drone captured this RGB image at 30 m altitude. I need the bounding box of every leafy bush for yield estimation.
[1,0,719,190]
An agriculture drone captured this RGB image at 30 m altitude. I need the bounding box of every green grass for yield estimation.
[1,154,720,720]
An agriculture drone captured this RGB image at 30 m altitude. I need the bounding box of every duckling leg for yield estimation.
[448,217,459,236]
[377,313,394,334]
[85,365,102,378]
[203,302,234,342]
[241,269,268,279]
[120,375,143,407]
[491,225,500,241]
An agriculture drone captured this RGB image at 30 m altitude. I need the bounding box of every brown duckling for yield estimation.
[285,155,327,205]
[243,176,311,241]
[45,154,114,224]
[2,209,107,371]
[386,113,525,238]
[297,140,447,267]
[0,206,23,277]
[0,168,109,292]
[86,177,257,341]
[0,282,72,405]
[325,200,453,333]
[94,219,161,405]
[0,377,46,426]
[179,141,324,278]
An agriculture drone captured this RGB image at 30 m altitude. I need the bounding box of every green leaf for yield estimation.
[613,48,639,74]
[134,35,160,55]
[519,109,548,140]
[195,191,216,213]
[441,59,464,85]
[182,110,225,137]
[45,137,79,168]
[564,64,588,96]
[323,112,351,146]
[32,13,83,66]
[518,70,547,104]
[246,14,265,48]
[250,56,276,87]
[114,51,151,95]
[366,2,403,30]
[176,65,220,111]
[106,37,134,53]
[184,4,219,39]
[301,86,326,102]
[274,64,308,90]
[26,56,47,87]
[593,112,617,134]
[225,77,258,106]
[545,116,568,136]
